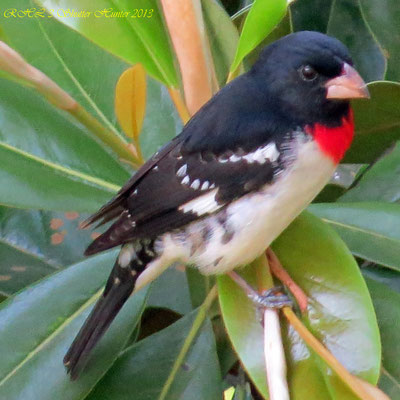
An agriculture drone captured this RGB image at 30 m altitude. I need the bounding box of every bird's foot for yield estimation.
[267,248,308,312]
[226,271,293,310]
[249,286,293,309]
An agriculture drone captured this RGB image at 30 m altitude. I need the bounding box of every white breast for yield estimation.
[160,140,336,274]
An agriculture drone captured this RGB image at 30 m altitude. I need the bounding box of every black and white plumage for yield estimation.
[64,31,369,379]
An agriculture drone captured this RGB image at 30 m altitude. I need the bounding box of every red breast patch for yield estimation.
[305,109,354,164]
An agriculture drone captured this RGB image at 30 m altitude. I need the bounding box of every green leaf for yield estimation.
[202,0,240,85]
[0,250,148,400]
[230,0,287,72]
[244,12,291,69]
[35,0,178,86]
[218,260,271,396]
[359,0,400,82]
[86,310,222,400]
[341,142,400,203]
[218,211,380,399]
[0,206,98,295]
[139,77,182,160]
[310,202,400,272]
[344,81,400,163]
[147,266,192,315]
[0,239,57,297]
[0,78,128,212]
[0,205,191,314]
[326,0,386,82]
[0,0,129,138]
[363,267,400,399]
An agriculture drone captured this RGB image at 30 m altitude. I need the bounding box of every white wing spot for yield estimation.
[201,181,210,190]
[179,189,222,216]
[176,164,187,177]
[190,179,200,190]
[209,183,216,189]
[133,189,138,195]
[229,154,241,162]
[243,143,280,164]
[181,175,190,185]
[153,165,159,171]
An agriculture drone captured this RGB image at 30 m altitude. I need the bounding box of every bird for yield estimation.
[64,31,369,379]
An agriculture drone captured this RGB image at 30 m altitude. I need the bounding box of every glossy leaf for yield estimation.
[0,81,125,189]
[359,0,400,82]
[139,77,182,160]
[218,212,380,399]
[147,266,192,315]
[0,250,148,400]
[115,65,147,141]
[0,0,129,137]
[327,0,386,82]
[0,240,57,297]
[218,260,271,396]
[0,77,131,211]
[310,202,400,271]
[36,0,178,86]
[344,81,400,163]
[202,0,240,85]
[230,0,287,72]
[243,12,291,69]
[341,142,400,203]
[86,310,222,400]
[0,206,96,295]
[363,267,400,399]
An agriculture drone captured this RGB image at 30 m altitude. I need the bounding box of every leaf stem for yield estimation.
[0,41,141,167]
[158,284,218,400]
[70,105,141,167]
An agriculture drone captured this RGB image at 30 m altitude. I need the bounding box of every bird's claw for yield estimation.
[249,286,293,309]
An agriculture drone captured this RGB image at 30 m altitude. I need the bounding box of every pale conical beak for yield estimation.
[325,63,370,99]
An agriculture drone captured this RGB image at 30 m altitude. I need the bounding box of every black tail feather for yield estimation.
[64,241,153,379]
[63,276,134,379]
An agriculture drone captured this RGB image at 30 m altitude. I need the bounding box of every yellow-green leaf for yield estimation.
[115,65,147,141]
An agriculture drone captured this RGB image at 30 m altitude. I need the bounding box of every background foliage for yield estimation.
[0,0,399,399]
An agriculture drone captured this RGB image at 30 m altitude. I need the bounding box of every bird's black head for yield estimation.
[250,31,369,127]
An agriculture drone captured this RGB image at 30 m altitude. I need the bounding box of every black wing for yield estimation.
[85,74,292,256]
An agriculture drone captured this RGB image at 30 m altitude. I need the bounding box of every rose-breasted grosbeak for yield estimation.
[64,31,369,378]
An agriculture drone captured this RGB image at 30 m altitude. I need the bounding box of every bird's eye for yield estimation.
[299,65,318,81]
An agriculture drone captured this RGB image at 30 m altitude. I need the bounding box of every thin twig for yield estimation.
[261,256,290,400]
[264,308,289,400]
[230,256,290,400]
